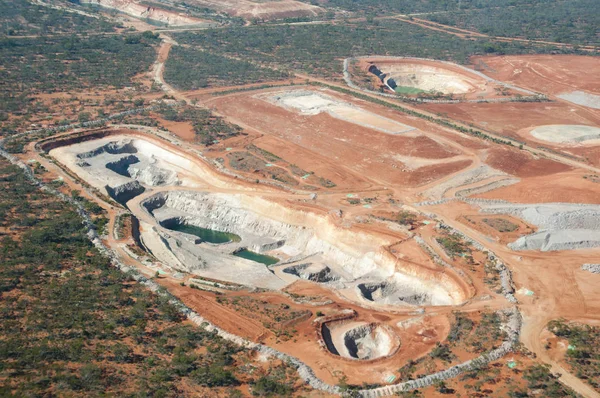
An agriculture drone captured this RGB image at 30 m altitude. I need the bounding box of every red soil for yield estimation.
[152,114,196,141]
[484,147,572,178]
[470,55,600,96]
[475,169,600,204]
[422,101,599,141]
[421,100,600,167]
[206,88,473,188]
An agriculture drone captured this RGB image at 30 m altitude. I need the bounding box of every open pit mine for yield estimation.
[47,132,469,305]
[36,59,600,395]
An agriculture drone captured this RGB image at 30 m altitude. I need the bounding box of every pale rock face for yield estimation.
[582,264,600,274]
[141,191,467,305]
[129,162,177,186]
[322,321,398,360]
[480,202,600,251]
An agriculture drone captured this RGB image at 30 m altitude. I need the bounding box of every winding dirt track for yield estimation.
[421,205,600,398]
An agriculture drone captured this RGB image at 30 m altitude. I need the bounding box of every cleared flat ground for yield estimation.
[421,100,600,167]
[471,55,600,97]
[183,0,322,20]
[530,124,600,144]
[206,87,475,188]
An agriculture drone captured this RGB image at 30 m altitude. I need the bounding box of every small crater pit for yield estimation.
[321,321,399,360]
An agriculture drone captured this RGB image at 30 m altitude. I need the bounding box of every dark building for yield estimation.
[368,65,383,80]
[387,78,398,90]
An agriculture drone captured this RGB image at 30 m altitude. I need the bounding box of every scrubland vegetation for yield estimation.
[0,33,158,132]
[172,20,576,82]
[424,0,599,45]
[0,159,302,396]
[305,0,598,45]
[164,46,291,90]
[548,320,600,390]
[0,0,115,36]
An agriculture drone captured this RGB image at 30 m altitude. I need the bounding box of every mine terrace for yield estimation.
[2,1,600,396]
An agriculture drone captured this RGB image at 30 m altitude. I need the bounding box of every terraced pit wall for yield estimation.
[344,57,546,104]
[0,125,522,397]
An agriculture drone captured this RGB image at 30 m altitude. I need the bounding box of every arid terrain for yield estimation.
[2,1,600,397]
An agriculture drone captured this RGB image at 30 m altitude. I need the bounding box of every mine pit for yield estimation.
[139,190,466,303]
[49,133,470,303]
[381,64,475,94]
[321,321,400,360]
[49,135,210,202]
[356,280,432,306]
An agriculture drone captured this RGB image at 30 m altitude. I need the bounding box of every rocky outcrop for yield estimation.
[78,140,138,159]
[129,161,177,186]
[105,180,145,205]
[283,263,342,283]
[105,154,140,177]
[357,280,432,306]
[582,264,600,274]
[479,202,600,252]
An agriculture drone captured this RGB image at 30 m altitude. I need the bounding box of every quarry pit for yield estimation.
[47,131,470,305]
[18,47,600,395]
[321,320,400,361]
[350,57,535,100]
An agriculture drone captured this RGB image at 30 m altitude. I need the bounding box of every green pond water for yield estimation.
[233,249,279,265]
[394,86,426,95]
[170,224,241,244]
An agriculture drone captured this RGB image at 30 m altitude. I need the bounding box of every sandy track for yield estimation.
[420,201,600,397]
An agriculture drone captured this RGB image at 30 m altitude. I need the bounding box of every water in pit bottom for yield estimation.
[170,224,241,244]
[233,249,279,265]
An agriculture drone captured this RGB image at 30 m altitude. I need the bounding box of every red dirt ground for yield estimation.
[470,55,600,96]
[475,169,600,204]
[204,87,475,188]
[484,146,572,178]
[151,114,196,141]
[186,0,322,20]
[420,100,600,167]
[421,101,600,141]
